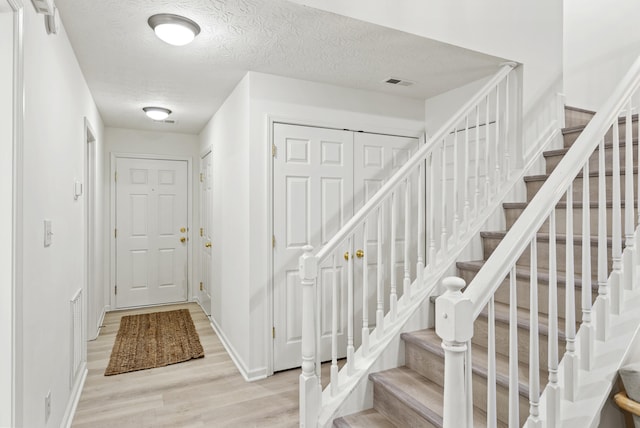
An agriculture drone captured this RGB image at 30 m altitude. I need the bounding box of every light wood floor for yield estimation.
[72,303,322,427]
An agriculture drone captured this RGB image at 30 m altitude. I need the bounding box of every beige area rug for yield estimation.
[105,309,204,376]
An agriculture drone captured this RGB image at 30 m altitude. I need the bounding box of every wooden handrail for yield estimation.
[615,391,640,416]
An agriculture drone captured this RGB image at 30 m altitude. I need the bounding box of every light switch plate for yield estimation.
[44,219,52,247]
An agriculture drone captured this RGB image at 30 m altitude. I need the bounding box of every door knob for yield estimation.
[180,237,187,243]
[180,227,186,233]
[344,251,350,261]
[356,249,364,258]
[205,242,212,248]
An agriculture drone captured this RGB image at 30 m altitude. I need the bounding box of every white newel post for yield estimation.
[436,277,474,428]
[299,245,321,428]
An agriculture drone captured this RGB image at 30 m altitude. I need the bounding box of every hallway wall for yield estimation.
[20,4,104,427]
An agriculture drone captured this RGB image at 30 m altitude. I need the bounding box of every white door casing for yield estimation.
[115,157,189,308]
[199,152,213,316]
[272,123,420,372]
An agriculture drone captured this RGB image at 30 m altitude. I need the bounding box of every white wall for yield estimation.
[198,75,252,375]
[198,71,424,379]
[0,6,15,427]
[20,5,104,427]
[564,0,640,111]
[104,127,200,311]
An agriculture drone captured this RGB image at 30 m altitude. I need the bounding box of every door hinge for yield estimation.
[114,171,117,182]
[114,228,117,238]
[199,282,203,291]
[272,144,277,157]
[272,235,276,248]
[115,285,117,295]
[200,227,204,237]
[272,327,275,339]
[200,173,204,182]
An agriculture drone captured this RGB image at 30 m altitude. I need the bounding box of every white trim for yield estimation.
[83,117,97,346]
[60,363,87,428]
[88,306,107,341]
[8,1,24,426]
[109,152,193,309]
[266,114,424,375]
[209,316,267,382]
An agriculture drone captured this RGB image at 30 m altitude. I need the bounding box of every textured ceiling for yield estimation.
[54,0,505,134]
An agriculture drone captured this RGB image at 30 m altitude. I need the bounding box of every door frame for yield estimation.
[198,147,212,314]
[83,118,97,344]
[109,153,193,309]
[266,114,425,375]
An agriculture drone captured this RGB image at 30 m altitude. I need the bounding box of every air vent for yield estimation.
[383,77,415,87]
[154,119,176,124]
[30,0,54,15]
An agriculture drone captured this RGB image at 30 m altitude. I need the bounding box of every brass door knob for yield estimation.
[356,249,364,258]
[205,242,212,248]
[180,227,186,233]
[344,251,350,261]
[180,237,186,243]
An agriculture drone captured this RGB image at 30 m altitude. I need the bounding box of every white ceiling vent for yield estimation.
[154,119,176,124]
[31,0,54,15]
[383,77,415,87]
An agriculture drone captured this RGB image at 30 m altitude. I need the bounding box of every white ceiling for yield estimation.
[54,0,505,134]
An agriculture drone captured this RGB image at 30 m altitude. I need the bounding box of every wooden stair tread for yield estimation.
[524,166,638,182]
[480,230,612,246]
[562,113,638,135]
[564,105,596,115]
[503,200,637,209]
[401,329,548,400]
[333,409,397,428]
[369,366,444,427]
[543,139,638,158]
[457,260,598,290]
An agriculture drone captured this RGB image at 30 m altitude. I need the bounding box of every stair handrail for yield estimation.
[437,53,640,428]
[463,55,640,317]
[315,62,516,262]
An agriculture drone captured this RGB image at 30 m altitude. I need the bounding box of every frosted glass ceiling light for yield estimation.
[148,14,200,46]
[143,107,172,121]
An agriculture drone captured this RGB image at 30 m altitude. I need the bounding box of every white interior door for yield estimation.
[115,157,189,308]
[273,124,354,372]
[352,133,419,338]
[199,152,213,316]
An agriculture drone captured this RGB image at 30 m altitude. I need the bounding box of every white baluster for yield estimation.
[624,101,636,292]
[376,206,384,339]
[361,224,369,358]
[494,84,501,194]
[404,179,411,301]
[331,253,339,396]
[463,115,470,232]
[508,266,519,427]
[474,105,481,214]
[529,237,542,427]
[484,95,491,202]
[441,140,448,254]
[390,191,397,322]
[428,152,437,265]
[453,128,460,240]
[597,135,610,341]
[547,210,560,427]
[299,245,320,427]
[504,73,511,180]
[581,163,595,371]
[417,163,425,289]
[347,237,355,374]
[564,184,578,401]
[611,123,623,316]
[487,296,497,428]
[436,277,473,428]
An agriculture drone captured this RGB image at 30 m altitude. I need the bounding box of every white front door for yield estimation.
[115,157,189,308]
[272,123,420,372]
[199,152,213,316]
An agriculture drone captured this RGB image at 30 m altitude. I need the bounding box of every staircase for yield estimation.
[332,106,639,427]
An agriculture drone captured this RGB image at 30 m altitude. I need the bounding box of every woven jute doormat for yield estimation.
[105,309,204,376]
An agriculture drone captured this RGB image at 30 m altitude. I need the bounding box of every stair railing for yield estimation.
[299,62,522,427]
[438,54,640,428]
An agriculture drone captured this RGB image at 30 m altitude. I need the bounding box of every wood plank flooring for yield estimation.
[72,303,321,427]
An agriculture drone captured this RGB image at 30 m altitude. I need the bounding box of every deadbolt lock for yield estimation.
[205,242,212,248]
[180,227,186,233]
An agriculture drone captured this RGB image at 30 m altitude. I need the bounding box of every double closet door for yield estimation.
[272,123,420,372]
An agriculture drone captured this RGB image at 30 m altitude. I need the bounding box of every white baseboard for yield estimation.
[61,363,87,428]
[208,317,267,382]
[89,306,107,341]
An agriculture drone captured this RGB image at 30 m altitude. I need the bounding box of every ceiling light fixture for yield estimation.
[148,13,200,46]
[143,106,172,121]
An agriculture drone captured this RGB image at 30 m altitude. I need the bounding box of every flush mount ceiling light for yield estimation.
[148,13,201,46]
[143,107,172,121]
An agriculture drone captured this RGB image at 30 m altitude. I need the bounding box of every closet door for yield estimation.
[272,123,353,372]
